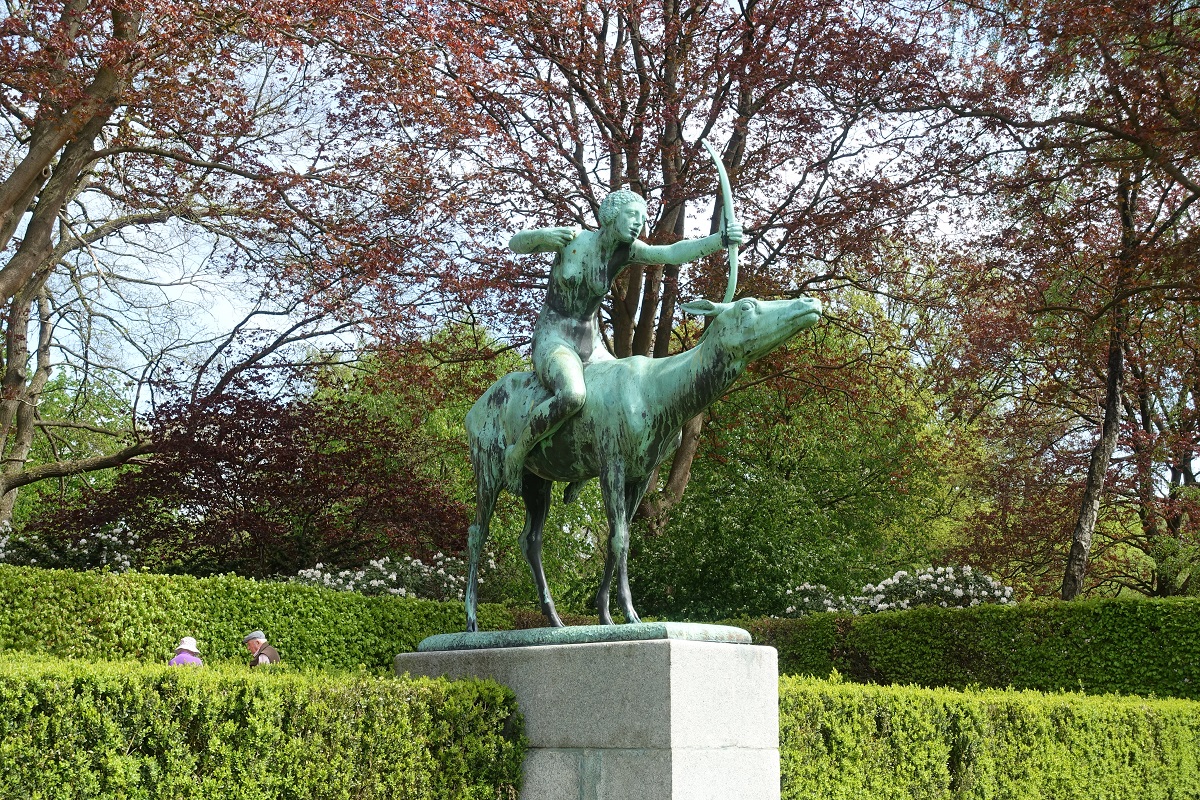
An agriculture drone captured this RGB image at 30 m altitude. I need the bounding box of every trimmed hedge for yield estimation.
[781,676,1200,799]
[0,654,524,799]
[0,565,513,671]
[742,596,1200,699]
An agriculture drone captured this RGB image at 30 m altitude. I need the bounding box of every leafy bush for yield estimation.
[23,390,471,579]
[783,566,1014,615]
[743,595,1200,700]
[0,654,524,799]
[0,565,513,671]
[780,676,1200,800]
[629,329,958,622]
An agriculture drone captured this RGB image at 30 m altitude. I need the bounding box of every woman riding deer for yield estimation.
[503,189,742,494]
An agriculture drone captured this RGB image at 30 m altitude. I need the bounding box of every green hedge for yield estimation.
[781,676,1200,799]
[0,654,524,799]
[741,597,1200,699]
[0,565,513,671]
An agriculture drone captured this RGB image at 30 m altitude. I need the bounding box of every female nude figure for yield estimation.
[503,189,742,492]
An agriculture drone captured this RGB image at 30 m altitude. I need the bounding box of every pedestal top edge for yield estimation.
[417,622,752,652]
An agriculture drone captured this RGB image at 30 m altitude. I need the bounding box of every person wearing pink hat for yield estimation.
[168,636,203,666]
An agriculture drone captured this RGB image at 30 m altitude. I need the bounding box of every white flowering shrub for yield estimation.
[781,582,855,615]
[0,522,138,572]
[289,552,494,601]
[784,565,1013,616]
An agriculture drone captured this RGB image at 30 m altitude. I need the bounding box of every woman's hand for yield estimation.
[541,226,580,248]
[723,221,743,246]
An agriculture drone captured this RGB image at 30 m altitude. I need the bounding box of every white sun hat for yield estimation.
[175,636,200,654]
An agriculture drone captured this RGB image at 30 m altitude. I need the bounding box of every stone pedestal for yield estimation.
[394,624,779,800]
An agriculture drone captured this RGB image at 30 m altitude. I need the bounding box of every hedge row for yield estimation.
[781,676,1200,799]
[10,565,1200,700]
[741,596,1200,699]
[0,565,513,671]
[0,654,524,799]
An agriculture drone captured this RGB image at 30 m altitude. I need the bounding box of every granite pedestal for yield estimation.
[394,623,779,800]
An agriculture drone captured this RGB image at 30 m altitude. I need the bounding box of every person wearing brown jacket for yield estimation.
[243,630,280,667]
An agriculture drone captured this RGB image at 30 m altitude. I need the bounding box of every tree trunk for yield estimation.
[0,289,52,523]
[1061,173,1136,600]
[1060,320,1124,599]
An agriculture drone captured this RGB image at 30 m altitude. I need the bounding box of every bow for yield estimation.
[700,137,739,303]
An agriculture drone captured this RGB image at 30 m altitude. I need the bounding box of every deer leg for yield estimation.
[466,450,502,633]
[614,477,653,624]
[596,462,628,625]
[520,472,563,627]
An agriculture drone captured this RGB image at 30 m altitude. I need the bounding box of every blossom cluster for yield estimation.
[783,566,1014,616]
[77,528,137,572]
[0,522,138,572]
[782,582,856,615]
[289,552,493,601]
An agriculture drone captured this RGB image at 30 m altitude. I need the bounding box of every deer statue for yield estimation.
[463,294,822,631]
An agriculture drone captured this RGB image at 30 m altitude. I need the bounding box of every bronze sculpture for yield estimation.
[463,141,822,631]
[501,189,741,495]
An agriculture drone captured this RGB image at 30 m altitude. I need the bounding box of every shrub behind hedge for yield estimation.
[781,676,1200,799]
[0,565,513,670]
[0,654,524,799]
[742,596,1200,699]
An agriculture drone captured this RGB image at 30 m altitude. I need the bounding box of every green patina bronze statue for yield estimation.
[500,188,742,495]
[464,142,822,631]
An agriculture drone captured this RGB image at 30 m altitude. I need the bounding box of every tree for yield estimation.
[9,371,128,524]
[900,0,1200,597]
[1115,297,1200,595]
[0,0,476,522]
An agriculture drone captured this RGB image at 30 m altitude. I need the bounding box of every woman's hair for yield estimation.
[598,189,647,227]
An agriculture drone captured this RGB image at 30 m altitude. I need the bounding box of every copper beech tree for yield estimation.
[902,0,1200,597]
[24,387,471,577]
[0,0,481,522]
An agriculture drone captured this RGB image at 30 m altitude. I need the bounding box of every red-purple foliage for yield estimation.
[28,390,469,578]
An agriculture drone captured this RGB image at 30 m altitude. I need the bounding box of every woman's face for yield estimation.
[610,201,648,243]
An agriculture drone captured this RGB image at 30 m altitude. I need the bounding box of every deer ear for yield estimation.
[681,299,724,317]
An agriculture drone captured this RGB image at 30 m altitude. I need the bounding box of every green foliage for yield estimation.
[743,596,1200,700]
[780,676,1200,800]
[11,373,132,526]
[632,311,960,620]
[0,653,524,799]
[0,565,513,671]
